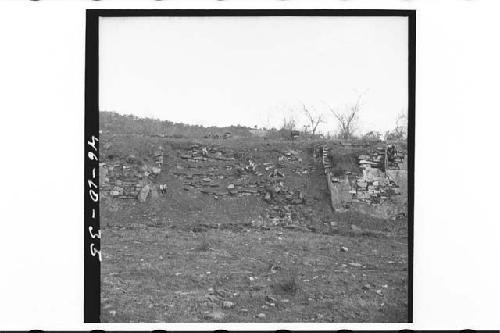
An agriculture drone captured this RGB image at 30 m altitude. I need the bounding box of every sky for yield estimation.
[99,16,408,135]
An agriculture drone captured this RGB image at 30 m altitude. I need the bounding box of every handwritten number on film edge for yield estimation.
[88,136,101,262]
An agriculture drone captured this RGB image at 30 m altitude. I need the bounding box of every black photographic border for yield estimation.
[84,8,416,324]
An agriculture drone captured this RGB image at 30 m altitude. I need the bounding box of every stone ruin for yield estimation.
[99,148,164,202]
[321,144,408,219]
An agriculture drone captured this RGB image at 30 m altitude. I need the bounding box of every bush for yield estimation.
[272,268,299,294]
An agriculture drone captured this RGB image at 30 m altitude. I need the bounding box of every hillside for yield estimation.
[99,114,409,323]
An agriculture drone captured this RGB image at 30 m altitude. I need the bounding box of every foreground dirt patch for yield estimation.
[101,224,408,322]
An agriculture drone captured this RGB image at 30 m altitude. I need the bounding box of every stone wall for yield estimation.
[99,155,162,201]
[321,144,408,219]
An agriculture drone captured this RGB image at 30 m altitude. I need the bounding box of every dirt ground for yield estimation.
[100,136,409,323]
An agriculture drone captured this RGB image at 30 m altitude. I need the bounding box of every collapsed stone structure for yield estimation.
[99,151,163,202]
[100,143,311,227]
[100,138,407,221]
[322,144,408,219]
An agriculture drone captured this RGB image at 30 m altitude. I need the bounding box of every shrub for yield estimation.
[272,268,299,294]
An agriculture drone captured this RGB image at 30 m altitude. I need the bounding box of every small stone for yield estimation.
[351,224,362,232]
[363,283,371,290]
[138,185,150,202]
[222,301,235,309]
[227,183,235,189]
[376,289,383,296]
[349,262,363,267]
[382,284,388,289]
[340,246,348,252]
[204,311,225,321]
[109,310,116,316]
[256,313,266,319]
[265,295,277,303]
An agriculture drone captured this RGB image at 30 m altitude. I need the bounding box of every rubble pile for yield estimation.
[172,144,313,227]
[100,140,320,226]
[178,144,236,162]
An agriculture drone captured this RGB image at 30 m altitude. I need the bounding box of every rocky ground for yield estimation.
[99,135,409,322]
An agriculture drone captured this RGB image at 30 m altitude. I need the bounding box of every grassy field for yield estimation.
[100,135,409,323]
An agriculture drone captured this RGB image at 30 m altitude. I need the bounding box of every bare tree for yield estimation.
[302,104,326,135]
[327,96,362,140]
[385,108,408,141]
[281,115,297,130]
